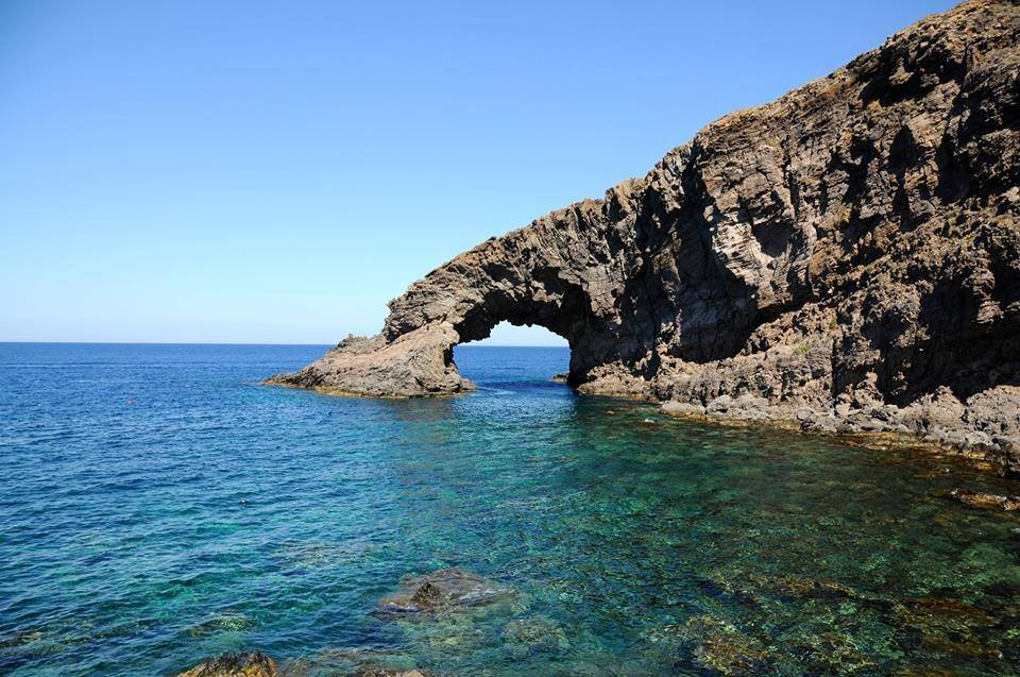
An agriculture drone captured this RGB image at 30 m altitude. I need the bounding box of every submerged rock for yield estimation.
[187,612,251,638]
[276,647,430,677]
[894,597,998,634]
[502,615,568,659]
[919,635,1004,661]
[784,630,877,674]
[176,651,276,677]
[704,570,858,604]
[377,567,512,615]
[947,489,1020,511]
[678,615,769,676]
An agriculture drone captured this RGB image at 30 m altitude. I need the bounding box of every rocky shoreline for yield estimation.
[655,385,1020,477]
[267,0,1019,475]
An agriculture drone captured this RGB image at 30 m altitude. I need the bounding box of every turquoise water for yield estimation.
[2,343,1019,676]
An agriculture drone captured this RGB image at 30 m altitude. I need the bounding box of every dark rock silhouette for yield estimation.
[268,0,1020,472]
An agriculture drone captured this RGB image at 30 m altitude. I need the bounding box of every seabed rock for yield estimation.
[502,615,569,659]
[703,570,859,606]
[178,649,432,677]
[947,489,1020,511]
[677,615,769,676]
[894,597,998,634]
[176,651,277,677]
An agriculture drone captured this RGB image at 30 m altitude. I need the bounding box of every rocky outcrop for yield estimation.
[267,326,470,398]
[268,1,1020,472]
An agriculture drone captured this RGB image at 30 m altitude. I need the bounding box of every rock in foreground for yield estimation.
[268,1,1020,472]
[176,650,430,677]
[176,651,276,677]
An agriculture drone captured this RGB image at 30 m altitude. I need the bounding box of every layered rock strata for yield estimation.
[268,0,1020,472]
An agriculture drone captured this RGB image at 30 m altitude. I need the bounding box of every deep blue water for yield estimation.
[2,343,1019,676]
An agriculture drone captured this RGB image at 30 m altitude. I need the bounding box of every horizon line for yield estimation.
[0,340,569,348]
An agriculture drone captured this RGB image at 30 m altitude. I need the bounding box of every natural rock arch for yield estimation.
[267,172,770,398]
[268,0,1020,422]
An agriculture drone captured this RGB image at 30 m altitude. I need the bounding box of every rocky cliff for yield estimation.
[268,0,1020,473]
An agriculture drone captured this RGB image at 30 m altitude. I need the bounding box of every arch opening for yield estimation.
[462,320,568,348]
[453,321,572,390]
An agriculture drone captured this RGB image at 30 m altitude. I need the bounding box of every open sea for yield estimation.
[2,342,1020,676]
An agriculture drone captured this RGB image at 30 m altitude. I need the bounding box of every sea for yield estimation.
[1,343,1019,676]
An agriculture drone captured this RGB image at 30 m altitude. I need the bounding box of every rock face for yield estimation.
[268,1,1020,470]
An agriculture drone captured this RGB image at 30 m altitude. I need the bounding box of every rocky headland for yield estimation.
[267,0,1020,474]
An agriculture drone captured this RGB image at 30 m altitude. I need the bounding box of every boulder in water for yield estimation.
[377,567,513,614]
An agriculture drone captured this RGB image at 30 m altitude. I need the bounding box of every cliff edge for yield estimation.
[268,0,1020,473]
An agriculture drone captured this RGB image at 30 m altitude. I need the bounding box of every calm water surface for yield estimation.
[1,343,1019,676]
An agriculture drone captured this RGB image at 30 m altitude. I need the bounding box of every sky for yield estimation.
[0,0,956,346]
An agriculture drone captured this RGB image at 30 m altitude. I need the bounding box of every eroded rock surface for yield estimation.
[269,1,1020,471]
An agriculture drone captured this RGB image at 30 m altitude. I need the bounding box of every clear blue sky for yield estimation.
[0,0,955,345]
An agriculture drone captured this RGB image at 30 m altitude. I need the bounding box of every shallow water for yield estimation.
[1,343,1019,676]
